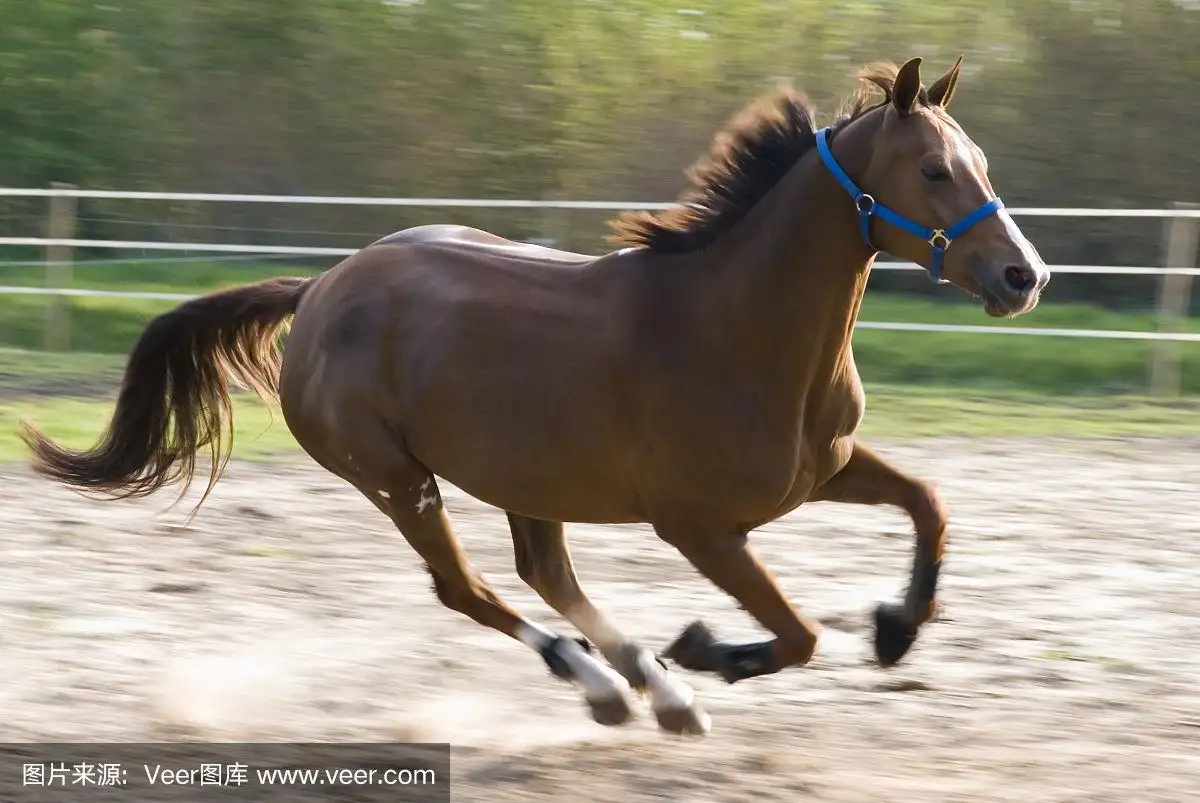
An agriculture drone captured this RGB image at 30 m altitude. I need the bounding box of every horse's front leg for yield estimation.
[809,440,947,667]
[656,524,821,684]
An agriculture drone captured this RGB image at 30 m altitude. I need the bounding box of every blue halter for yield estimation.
[814,127,1004,283]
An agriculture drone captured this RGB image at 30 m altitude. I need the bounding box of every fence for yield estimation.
[1,188,1198,395]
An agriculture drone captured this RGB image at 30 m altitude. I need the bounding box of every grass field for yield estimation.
[3,348,1200,465]
[2,257,1199,396]
[0,257,1198,465]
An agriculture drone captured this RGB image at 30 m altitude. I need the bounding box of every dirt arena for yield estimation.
[2,437,1198,801]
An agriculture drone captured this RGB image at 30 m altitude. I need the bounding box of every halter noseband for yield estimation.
[814,127,1004,283]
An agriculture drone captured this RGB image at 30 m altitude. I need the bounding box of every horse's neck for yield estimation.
[689,148,876,392]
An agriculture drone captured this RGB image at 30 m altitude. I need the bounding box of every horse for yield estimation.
[20,56,1048,737]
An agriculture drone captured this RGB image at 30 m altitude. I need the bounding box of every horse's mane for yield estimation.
[608,62,919,254]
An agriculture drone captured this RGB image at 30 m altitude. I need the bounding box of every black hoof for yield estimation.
[873,602,919,668]
[662,621,775,683]
[662,621,720,673]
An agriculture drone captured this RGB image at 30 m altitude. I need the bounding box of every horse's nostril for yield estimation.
[1003,264,1036,294]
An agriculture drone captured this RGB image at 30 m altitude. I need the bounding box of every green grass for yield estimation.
[3,348,1199,465]
[1,392,298,465]
[1,257,1199,399]
[0,259,321,356]
[0,349,300,463]
[856,294,1200,394]
[855,385,1200,438]
[0,348,127,397]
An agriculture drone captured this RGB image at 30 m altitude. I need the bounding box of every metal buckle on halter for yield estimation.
[854,194,876,214]
[928,229,951,251]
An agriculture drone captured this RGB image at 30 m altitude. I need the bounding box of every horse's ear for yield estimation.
[928,55,964,109]
[892,57,922,117]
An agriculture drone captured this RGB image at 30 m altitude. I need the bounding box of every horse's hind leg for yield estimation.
[808,441,947,667]
[346,455,636,727]
[508,513,710,736]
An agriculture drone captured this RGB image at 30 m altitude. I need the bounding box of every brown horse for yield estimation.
[21,57,1047,736]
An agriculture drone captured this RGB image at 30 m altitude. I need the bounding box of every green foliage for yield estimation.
[5,358,1200,466]
[0,0,1197,310]
[1,259,1196,395]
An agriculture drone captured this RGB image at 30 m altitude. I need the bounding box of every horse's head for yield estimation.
[825,56,1049,318]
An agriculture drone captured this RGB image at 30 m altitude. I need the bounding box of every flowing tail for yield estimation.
[20,276,312,512]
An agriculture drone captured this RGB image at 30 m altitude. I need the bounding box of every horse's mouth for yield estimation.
[983,292,1011,318]
[971,280,1028,319]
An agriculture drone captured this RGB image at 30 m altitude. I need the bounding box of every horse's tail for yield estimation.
[21,276,312,512]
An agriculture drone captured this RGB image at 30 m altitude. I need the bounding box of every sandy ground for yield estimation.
[2,437,1199,801]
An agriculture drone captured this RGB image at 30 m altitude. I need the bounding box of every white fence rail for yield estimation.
[2,187,1200,217]
[0,188,1196,393]
[2,237,1199,277]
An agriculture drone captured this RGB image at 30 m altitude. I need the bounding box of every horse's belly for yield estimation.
[398,386,646,524]
[419,448,647,524]
[743,433,856,528]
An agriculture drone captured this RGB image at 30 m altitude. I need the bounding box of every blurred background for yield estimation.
[0,0,1198,408]
[2,3,1199,798]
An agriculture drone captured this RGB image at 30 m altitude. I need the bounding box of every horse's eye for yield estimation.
[922,165,952,183]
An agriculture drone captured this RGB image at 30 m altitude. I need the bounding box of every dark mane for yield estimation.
[608,62,912,254]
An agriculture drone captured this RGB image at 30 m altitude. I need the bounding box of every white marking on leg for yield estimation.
[516,621,630,703]
[632,648,697,714]
[515,619,557,651]
[378,491,391,500]
[415,478,440,515]
[558,604,704,725]
[562,604,626,657]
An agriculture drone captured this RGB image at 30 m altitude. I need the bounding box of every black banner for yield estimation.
[0,743,450,802]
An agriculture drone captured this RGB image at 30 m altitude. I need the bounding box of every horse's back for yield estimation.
[286,223,631,408]
[281,223,647,519]
[369,224,597,267]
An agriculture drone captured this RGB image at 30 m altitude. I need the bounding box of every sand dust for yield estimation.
[2,437,1199,801]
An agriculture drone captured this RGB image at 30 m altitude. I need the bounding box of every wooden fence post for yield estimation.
[1149,202,1198,397]
[44,182,78,352]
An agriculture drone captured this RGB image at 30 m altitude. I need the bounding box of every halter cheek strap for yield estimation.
[814,127,1004,283]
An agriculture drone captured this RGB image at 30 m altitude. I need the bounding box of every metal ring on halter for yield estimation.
[854,194,876,214]
[928,230,951,250]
